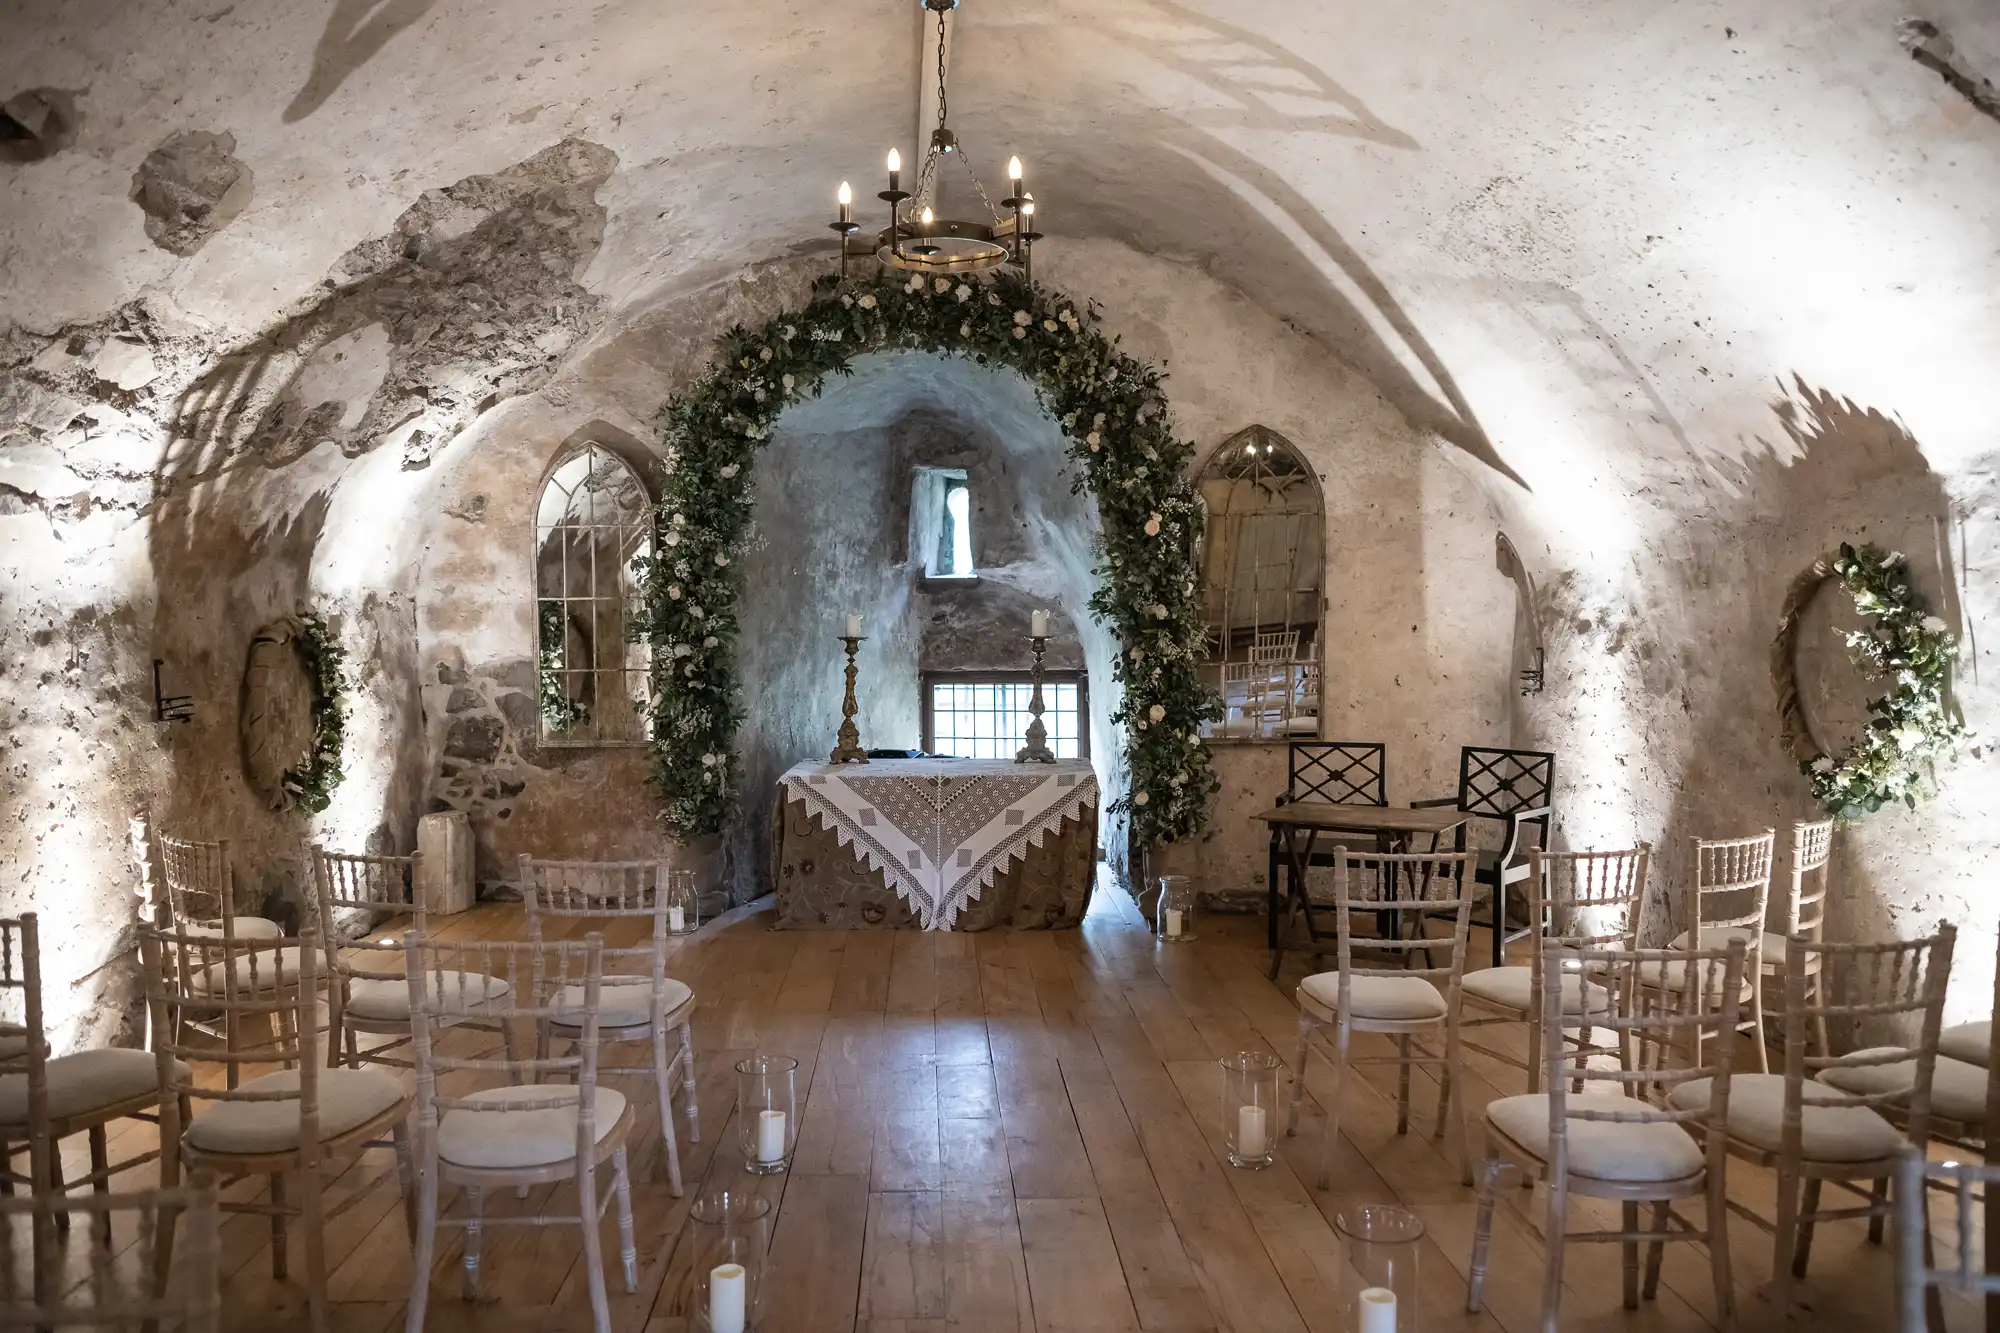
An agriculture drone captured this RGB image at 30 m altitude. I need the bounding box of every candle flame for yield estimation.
[1008,155,1023,180]
[886,147,901,173]
[920,206,934,225]
[837,181,852,206]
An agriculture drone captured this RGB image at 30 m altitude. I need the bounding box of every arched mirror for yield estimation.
[533,443,653,745]
[1196,425,1324,739]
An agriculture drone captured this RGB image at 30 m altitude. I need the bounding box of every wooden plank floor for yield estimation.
[8,879,1978,1332]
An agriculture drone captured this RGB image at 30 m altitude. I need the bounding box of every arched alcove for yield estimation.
[727,351,1122,903]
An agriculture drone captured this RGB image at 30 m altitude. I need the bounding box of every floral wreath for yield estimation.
[639,270,1222,845]
[1774,542,1969,820]
[283,611,349,815]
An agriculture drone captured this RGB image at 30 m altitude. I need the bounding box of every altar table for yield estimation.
[771,759,1100,930]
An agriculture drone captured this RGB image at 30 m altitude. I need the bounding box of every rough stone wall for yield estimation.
[0,137,616,1040]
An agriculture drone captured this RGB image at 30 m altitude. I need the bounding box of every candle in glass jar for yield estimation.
[669,905,686,933]
[1356,1286,1397,1333]
[1030,609,1049,637]
[756,1108,787,1163]
[1237,1103,1268,1159]
[1164,908,1183,938]
[709,1262,747,1333]
[844,613,862,638]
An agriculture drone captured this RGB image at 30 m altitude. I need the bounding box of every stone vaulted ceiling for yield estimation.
[2,0,1997,497]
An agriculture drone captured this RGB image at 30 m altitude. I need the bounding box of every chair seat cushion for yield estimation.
[436,1085,629,1170]
[1462,965,1609,1016]
[1667,927,1802,969]
[1667,1073,1903,1162]
[180,917,284,941]
[1633,956,1755,998]
[193,947,309,995]
[550,977,692,1030]
[1939,1021,1991,1069]
[1817,1052,1988,1124]
[345,972,511,1021]
[1487,1092,1704,1182]
[0,1049,187,1127]
[1299,973,1447,1022]
[185,1067,405,1155]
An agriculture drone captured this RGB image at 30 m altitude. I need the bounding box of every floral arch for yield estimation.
[638,270,1221,847]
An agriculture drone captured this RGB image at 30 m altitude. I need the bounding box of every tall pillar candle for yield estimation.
[1356,1286,1396,1333]
[756,1108,787,1164]
[709,1262,747,1333]
[1237,1103,1268,1159]
[1030,608,1049,637]
[844,613,863,638]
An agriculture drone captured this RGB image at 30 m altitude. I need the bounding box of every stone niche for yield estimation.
[729,354,1113,905]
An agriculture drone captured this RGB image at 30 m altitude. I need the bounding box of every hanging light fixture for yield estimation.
[827,0,1042,279]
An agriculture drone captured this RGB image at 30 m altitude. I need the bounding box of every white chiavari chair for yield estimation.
[520,855,699,1195]
[404,932,637,1333]
[1469,938,1747,1333]
[1286,847,1477,1189]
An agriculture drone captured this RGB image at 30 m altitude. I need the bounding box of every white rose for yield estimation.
[672,512,686,526]
[908,276,923,292]
[858,293,878,309]
[1013,327,1026,339]
[1013,310,1031,326]
[1086,431,1101,447]
[1149,704,1166,722]
[1922,615,1949,634]
[1043,319,1057,332]
[701,753,717,766]
[781,373,795,392]
[1144,514,1162,537]
[841,294,854,308]
[753,389,766,402]
[960,322,972,337]
[673,644,692,658]
[719,463,740,479]
[1810,756,1834,773]
[668,585,683,600]
[955,284,971,302]
[715,553,730,567]
[935,277,950,293]
[759,347,773,361]
[1150,604,1168,619]
[1133,791,1149,807]
[703,636,718,648]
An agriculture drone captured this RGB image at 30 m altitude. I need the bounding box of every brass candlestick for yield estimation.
[829,635,870,764]
[1016,634,1057,764]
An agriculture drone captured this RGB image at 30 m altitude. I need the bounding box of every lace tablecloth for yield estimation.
[776,758,1100,929]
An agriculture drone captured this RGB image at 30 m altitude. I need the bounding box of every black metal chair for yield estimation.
[1413,746,1555,968]
[1267,742,1387,972]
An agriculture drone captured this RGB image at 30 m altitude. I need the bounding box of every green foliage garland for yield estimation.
[1801,543,1969,820]
[639,270,1222,844]
[283,611,349,815]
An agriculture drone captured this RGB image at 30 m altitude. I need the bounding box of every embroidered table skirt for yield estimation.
[772,759,1100,930]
